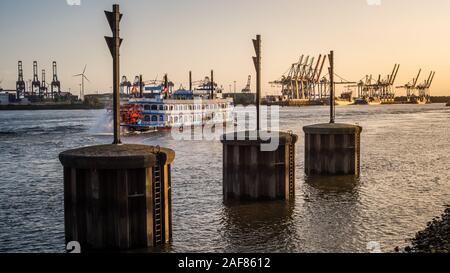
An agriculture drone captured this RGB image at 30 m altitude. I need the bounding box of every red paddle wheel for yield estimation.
[121,104,143,125]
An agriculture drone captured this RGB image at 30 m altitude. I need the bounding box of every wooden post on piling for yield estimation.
[303,51,362,177]
[253,35,261,132]
[328,51,335,124]
[221,35,298,202]
[104,4,122,145]
[59,4,175,252]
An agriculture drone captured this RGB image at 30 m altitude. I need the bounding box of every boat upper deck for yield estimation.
[128,97,234,105]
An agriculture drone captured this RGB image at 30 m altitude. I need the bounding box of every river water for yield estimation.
[0,104,449,253]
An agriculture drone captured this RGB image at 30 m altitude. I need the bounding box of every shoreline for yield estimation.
[0,104,104,111]
[261,102,447,107]
[1,102,447,111]
[400,206,450,253]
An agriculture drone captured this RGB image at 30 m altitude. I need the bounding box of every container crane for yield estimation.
[16,61,26,99]
[40,70,48,98]
[51,61,61,98]
[397,69,434,103]
[242,75,251,93]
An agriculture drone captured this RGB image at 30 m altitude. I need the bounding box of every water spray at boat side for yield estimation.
[89,109,114,136]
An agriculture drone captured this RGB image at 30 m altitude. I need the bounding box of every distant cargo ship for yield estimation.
[335,90,354,106]
[354,97,381,105]
[408,96,430,105]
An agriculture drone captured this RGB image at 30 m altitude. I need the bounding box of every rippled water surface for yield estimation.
[0,104,449,253]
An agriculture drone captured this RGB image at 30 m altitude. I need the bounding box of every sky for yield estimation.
[1,0,449,96]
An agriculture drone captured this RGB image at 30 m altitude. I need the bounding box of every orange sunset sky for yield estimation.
[1,0,449,96]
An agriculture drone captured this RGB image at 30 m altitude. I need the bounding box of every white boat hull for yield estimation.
[121,98,235,132]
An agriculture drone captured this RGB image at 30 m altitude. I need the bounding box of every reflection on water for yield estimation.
[221,201,295,253]
[302,175,361,253]
[305,175,360,193]
[0,104,449,253]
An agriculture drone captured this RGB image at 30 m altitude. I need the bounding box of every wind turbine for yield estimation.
[73,65,90,101]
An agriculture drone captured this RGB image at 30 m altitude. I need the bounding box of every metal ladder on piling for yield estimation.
[288,143,295,199]
[153,163,163,245]
[355,131,361,177]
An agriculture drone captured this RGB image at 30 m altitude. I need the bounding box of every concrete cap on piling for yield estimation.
[220,131,298,145]
[303,123,362,135]
[59,144,175,170]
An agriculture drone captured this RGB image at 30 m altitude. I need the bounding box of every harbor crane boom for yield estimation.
[390,64,400,85]
[427,71,436,88]
[316,55,327,82]
[413,69,421,88]
[311,55,322,82]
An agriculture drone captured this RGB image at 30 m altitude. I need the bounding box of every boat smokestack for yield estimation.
[139,74,143,98]
[164,74,169,99]
[189,71,192,91]
[210,70,214,99]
